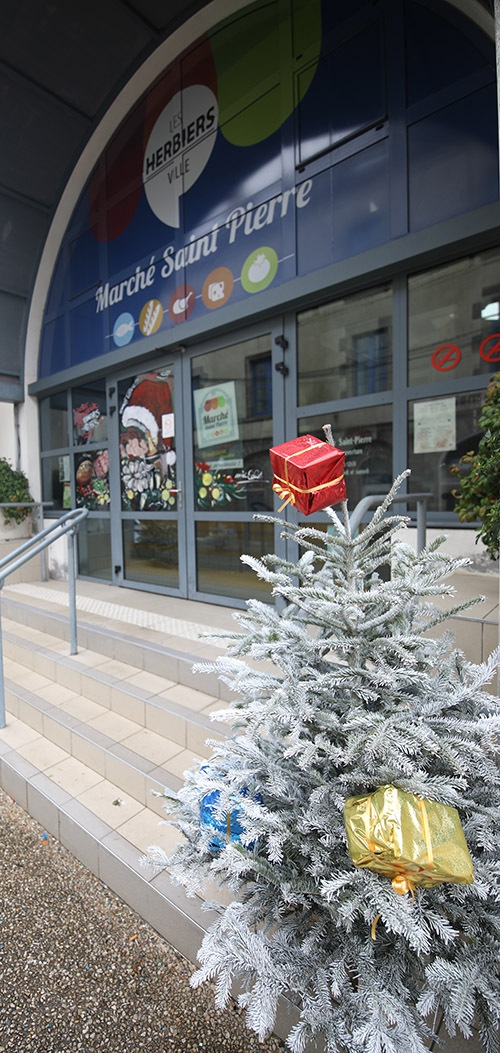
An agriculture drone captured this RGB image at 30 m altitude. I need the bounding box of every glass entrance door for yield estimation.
[186,331,278,604]
[115,361,187,593]
[106,325,284,603]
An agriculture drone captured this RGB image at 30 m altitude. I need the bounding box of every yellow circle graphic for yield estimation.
[139,299,164,335]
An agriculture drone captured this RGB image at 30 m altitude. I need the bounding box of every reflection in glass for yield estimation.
[297,21,385,166]
[408,391,485,513]
[297,286,392,405]
[408,248,500,386]
[119,367,177,512]
[122,519,178,589]
[41,455,69,511]
[299,406,392,511]
[77,518,112,581]
[196,520,273,601]
[74,450,110,510]
[40,393,68,451]
[191,335,273,513]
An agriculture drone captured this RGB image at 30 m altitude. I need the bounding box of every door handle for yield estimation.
[168,482,182,508]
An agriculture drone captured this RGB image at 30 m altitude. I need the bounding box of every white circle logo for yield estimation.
[143,85,218,229]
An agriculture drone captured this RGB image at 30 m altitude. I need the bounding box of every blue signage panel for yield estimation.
[39,0,498,378]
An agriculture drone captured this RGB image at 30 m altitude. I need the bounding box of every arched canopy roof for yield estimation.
[0,0,496,403]
[0,0,207,402]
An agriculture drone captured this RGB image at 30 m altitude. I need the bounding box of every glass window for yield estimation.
[72,382,108,445]
[74,450,110,510]
[196,520,273,601]
[408,390,486,513]
[408,248,500,386]
[38,315,68,379]
[405,0,493,110]
[297,285,392,405]
[247,353,272,418]
[191,335,274,513]
[299,405,392,513]
[41,454,70,511]
[77,518,112,581]
[408,86,499,232]
[122,519,178,589]
[297,20,386,166]
[40,393,69,451]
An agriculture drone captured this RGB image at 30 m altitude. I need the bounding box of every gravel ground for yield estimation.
[0,788,285,1053]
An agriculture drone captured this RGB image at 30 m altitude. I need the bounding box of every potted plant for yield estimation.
[0,457,34,540]
[450,371,500,560]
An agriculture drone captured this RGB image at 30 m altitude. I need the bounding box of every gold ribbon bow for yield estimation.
[272,481,296,511]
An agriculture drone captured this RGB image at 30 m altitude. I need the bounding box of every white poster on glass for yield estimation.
[193,381,239,448]
[414,397,456,454]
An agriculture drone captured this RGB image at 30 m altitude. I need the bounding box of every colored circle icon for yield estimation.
[241,246,278,293]
[431,343,461,371]
[169,284,196,324]
[479,334,500,363]
[139,299,164,336]
[204,393,226,412]
[202,267,234,309]
[113,312,135,347]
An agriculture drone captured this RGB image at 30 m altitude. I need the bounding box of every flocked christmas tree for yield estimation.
[144,465,500,1053]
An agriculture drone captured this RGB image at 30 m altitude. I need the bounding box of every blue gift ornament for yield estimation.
[199,783,262,853]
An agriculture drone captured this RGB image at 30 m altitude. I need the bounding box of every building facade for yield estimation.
[24,0,500,606]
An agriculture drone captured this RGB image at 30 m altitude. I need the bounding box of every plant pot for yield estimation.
[0,516,32,543]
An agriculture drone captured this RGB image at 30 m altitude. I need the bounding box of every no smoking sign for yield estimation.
[431,343,462,371]
[431,334,500,371]
[479,333,500,363]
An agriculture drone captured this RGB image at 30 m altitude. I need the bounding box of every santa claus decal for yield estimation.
[120,368,177,511]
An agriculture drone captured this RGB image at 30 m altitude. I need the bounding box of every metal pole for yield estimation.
[416,498,427,554]
[0,589,5,728]
[67,529,78,655]
[38,504,48,581]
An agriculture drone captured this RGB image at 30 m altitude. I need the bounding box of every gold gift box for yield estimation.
[344,784,474,895]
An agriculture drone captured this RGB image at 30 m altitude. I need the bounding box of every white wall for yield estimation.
[0,403,17,466]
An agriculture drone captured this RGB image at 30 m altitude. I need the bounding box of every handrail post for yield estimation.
[0,507,88,728]
[67,528,78,655]
[0,588,4,729]
[416,497,427,554]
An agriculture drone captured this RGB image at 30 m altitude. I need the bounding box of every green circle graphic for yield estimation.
[241,247,278,294]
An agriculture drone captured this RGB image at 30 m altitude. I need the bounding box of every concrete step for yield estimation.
[2,615,227,776]
[0,592,234,980]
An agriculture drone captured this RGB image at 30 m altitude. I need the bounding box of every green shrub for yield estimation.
[0,457,33,524]
[450,371,500,559]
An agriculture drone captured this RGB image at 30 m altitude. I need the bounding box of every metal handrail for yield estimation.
[0,507,89,727]
[349,492,432,553]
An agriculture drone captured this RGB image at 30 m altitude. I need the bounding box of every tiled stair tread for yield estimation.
[1,715,172,838]
[4,676,220,802]
[2,619,228,721]
[1,594,271,686]
[1,592,228,663]
[0,714,233,914]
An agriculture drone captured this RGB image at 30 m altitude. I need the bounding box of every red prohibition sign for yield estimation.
[479,333,500,363]
[431,343,462,371]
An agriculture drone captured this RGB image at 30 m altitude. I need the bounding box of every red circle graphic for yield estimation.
[479,334,500,363]
[431,344,461,371]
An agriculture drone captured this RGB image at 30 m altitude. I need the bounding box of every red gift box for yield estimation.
[269,435,346,515]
